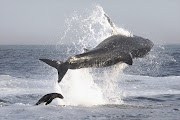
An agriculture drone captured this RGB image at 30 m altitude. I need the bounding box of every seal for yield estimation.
[35,93,63,105]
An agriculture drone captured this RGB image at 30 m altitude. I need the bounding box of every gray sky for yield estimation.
[0,0,180,45]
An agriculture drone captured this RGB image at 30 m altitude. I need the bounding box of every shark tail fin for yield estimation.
[39,59,69,83]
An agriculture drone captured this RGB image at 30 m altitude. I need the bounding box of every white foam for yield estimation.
[118,75,180,97]
[0,75,54,98]
[60,69,105,106]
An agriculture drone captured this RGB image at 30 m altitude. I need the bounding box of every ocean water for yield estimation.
[0,5,180,120]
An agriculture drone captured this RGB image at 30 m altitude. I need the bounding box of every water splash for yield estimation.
[124,45,177,77]
[60,5,132,52]
[61,69,105,106]
[100,63,127,104]
[55,5,132,106]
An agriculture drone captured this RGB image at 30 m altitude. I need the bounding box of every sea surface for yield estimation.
[0,44,180,120]
[0,5,180,120]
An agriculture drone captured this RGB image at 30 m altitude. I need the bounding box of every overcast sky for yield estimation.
[0,0,180,45]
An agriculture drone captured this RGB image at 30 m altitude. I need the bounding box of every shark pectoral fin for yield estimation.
[83,48,89,53]
[123,53,133,65]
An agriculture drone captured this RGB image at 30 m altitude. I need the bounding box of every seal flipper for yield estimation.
[35,93,64,105]
[45,99,53,105]
[40,59,69,83]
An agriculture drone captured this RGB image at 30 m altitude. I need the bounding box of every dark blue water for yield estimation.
[0,45,69,79]
[0,45,179,79]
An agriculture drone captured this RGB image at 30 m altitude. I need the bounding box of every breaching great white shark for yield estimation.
[35,14,153,105]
